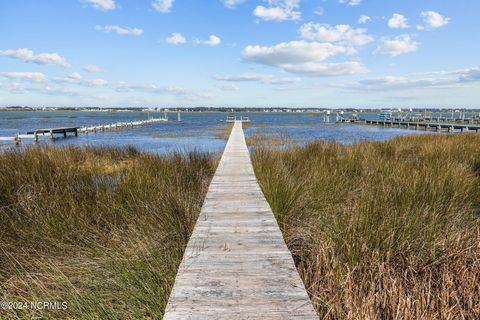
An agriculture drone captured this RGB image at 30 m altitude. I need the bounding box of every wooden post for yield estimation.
[14,133,21,145]
[34,131,39,142]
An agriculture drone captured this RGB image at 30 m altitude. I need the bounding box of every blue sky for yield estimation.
[1,0,479,108]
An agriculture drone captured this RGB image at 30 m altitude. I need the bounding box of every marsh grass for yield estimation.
[252,133,480,319]
[214,123,233,140]
[151,133,193,138]
[245,130,296,149]
[0,146,216,319]
[243,123,307,129]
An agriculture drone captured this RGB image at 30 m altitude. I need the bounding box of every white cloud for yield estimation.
[421,11,450,28]
[152,0,174,13]
[83,64,103,73]
[84,78,108,87]
[2,72,46,82]
[358,15,371,24]
[53,74,108,87]
[339,0,362,6]
[83,0,116,11]
[95,25,144,36]
[195,35,221,46]
[214,73,300,85]
[222,0,247,8]
[253,0,301,22]
[280,61,367,76]
[242,40,366,76]
[373,35,419,57]
[166,33,187,45]
[217,84,240,91]
[388,13,409,29]
[68,72,82,80]
[1,71,210,102]
[114,82,212,101]
[338,66,480,91]
[299,23,373,46]
[0,48,71,68]
[243,41,355,66]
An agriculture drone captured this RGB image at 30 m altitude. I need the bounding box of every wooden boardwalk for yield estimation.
[164,121,317,319]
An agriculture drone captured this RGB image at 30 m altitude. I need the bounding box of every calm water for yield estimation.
[0,111,436,153]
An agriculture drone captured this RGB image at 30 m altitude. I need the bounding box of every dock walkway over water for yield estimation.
[338,118,480,133]
[164,121,317,319]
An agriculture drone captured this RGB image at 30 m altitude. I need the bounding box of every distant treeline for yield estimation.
[2,106,480,113]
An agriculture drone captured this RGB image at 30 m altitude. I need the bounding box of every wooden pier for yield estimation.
[27,127,79,138]
[0,117,166,144]
[338,118,480,133]
[164,121,316,319]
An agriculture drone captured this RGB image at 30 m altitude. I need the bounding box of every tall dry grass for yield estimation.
[252,133,480,319]
[0,146,216,319]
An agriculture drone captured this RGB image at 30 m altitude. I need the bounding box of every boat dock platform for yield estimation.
[164,120,316,319]
[337,118,480,132]
[226,115,251,123]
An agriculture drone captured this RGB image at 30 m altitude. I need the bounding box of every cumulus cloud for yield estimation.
[373,35,418,57]
[195,35,221,46]
[243,41,355,66]
[83,0,116,10]
[299,23,373,46]
[222,0,247,8]
[358,15,371,24]
[0,48,71,68]
[95,25,143,36]
[254,0,301,22]
[166,33,187,45]
[242,40,366,76]
[388,13,409,29]
[83,64,103,73]
[339,0,361,6]
[421,11,450,28]
[214,73,300,85]
[152,0,175,13]
[2,72,46,82]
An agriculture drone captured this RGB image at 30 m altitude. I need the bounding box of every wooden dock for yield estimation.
[164,121,317,319]
[27,127,79,137]
[0,117,166,144]
[338,118,480,133]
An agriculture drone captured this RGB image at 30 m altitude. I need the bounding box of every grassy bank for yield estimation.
[252,133,480,319]
[0,146,216,319]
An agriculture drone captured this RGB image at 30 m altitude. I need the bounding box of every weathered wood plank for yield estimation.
[164,121,317,319]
